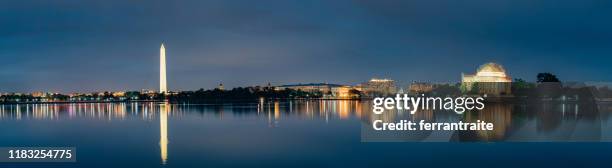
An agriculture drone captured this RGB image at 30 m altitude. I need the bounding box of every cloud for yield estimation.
[1,0,612,92]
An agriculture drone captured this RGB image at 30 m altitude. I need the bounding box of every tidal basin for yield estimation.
[1,100,612,167]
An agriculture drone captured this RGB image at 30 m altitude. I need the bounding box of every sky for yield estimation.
[1,0,612,93]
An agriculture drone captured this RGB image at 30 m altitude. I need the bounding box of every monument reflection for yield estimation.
[0,100,611,147]
[160,103,169,165]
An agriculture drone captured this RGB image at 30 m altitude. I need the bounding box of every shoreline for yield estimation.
[0,98,366,105]
[1,98,610,105]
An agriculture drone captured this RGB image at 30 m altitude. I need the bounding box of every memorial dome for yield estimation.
[476,62,507,77]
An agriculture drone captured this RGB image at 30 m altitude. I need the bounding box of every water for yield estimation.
[0,101,611,167]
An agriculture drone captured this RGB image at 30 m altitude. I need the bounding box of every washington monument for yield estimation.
[160,43,167,93]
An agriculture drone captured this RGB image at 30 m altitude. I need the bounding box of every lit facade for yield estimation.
[275,83,359,99]
[331,86,359,99]
[275,83,341,93]
[461,63,512,95]
[409,82,434,94]
[363,78,396,97]
[218,83,225,91]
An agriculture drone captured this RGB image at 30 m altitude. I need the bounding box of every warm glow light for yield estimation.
[369,78,393,82]
[339,100,349,119]
[160,103,168,164]
[160,43,168,93]
[274,101,280,120]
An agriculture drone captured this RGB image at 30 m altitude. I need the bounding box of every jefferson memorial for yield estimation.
[462,63,512,95]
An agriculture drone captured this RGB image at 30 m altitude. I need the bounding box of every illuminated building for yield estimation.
[218,83,225,91]
[461,62,512,95]
[409,82,434,94]
[160,43,168,93]
[275,83,358,98]
[331,85,359,99]
[142,89,157,94]
[112,91,126,97]
[32,92,45,98]
[362,78,396,97]
[275,83,342,94]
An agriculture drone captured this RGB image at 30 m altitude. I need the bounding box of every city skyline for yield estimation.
[2,2,612,168]
[2,0,612,93]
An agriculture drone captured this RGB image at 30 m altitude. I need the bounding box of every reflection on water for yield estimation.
[0,101,367,123]
[160,103,168,165]
[463,103,513,141]
[362,101,612,142]
[0,100,366,164]
[1,100,612,164]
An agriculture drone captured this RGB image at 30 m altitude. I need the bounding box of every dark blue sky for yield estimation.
[1,0,611,93]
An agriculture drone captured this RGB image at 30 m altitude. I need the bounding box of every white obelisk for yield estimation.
[160,43,168,93]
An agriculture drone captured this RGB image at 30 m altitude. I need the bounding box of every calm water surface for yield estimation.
[0,100,611,167]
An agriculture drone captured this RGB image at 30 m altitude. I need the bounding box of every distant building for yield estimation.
[461,62,512,95]
[218,83,225,91]
[331,85,359,99]
[275,83,342,94]
[409,82,434,94]
[275,83,359,98]
[32,92,46,98]
[142,89,157,94]
[112,91,126,97]
[362,78,396,97]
